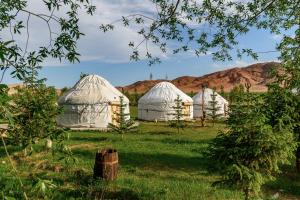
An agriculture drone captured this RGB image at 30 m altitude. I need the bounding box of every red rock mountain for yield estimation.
[117,62,281,94]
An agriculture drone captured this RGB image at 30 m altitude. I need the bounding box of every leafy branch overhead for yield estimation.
[0,0,95,82]
[100,0,300,65]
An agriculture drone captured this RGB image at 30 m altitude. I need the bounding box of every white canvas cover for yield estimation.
[57,75,129,128]
[138,82,193,121]
[192,88,228,118]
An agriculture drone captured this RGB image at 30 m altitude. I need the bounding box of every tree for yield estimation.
[264,72,300,172]
[60,87,70,97]
[108,96,136,138]
[100,1,299,65]
[133,88,139,106]
[0,84,11,121]
[168,95,185,134]
[228,85,245,105]
[8,84,64,155]
[208,89,296,200]
[0,0,95,83]
[206,88,222,126]
[220,85,226,99]
[80,72,89,79]
[199,84,208,127]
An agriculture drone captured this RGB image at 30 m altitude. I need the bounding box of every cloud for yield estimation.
[2,0,165,66]
[212,59,279,69]
[270,34,283,41]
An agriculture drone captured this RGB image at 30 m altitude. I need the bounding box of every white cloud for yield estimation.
[270,34,283,41]
[2,0,165,66]
[212,59,280,69]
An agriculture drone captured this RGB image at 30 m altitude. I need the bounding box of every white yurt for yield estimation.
[192,88,228,118]
[138,82,193,121]
[57,75,130,129]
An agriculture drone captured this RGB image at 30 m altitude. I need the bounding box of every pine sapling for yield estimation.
[206,88,222,126]
[108,96,136,138]
[208,89,296,200]
[169,95,186,134]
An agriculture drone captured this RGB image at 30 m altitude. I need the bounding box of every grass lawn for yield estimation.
[0,107,299,199]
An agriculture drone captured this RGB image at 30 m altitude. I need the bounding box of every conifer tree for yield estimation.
[220,85,225,98]
[208,89,296,200]
[169,95,185,134]
[200,84,208,127]
[108,96,136,138]
[133,88,139,106]
[206,88,222,126]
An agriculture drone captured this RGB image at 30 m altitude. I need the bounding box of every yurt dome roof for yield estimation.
[58,74,129,105]
[192,88,227,104]
[138,81,193,104]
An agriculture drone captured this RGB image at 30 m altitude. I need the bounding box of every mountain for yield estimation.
[117,62,281,94]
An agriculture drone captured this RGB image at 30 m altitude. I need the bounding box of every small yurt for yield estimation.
[57,75,129,129]
[193,88,228,118]
[138,82,193,121]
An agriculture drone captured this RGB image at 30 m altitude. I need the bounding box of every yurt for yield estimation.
[138,82,193,121]
[57,75,130,129]
[192,88,228,118]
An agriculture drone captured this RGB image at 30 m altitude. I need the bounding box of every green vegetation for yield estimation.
[0,107,299,199]
[8,84,64,155]
[108,96,137,138]
[168,95,186,134]
[208,90,296,199]
[206,89,222,127]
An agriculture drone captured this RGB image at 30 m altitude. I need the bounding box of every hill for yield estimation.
[117,62,281,93]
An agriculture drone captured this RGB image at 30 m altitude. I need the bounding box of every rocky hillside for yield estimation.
[117,62,281,94]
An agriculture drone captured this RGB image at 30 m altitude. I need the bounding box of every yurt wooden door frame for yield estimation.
[182,102,192,120]
[110,101,121,126]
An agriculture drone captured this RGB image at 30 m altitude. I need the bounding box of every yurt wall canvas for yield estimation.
[138,82,193,121]
[192,88,228,118]
[57,75,129,129]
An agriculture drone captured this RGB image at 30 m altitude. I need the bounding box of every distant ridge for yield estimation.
[117,62,281,94]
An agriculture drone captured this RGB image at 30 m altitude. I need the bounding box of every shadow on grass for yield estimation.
[0,145,23,158]
[119,151,211,172]
[160,138,211,146]
[145,131,175,135]
[264,165,300,198]
[59,169,141,199]
[70,136,108,143]
[72,144,211,173]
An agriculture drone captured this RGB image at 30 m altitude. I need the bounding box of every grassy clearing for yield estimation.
[0,107,299,199]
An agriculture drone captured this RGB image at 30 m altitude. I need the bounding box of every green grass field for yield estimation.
[0,107,299,199]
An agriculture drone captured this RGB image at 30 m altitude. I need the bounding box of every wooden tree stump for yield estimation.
[93,148,118,181]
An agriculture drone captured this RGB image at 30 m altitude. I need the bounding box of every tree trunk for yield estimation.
[243,188,250,200]
[296,128,300,172]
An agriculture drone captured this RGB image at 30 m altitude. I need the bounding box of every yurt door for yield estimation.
[182,102,192,119]
[110,102,121,126]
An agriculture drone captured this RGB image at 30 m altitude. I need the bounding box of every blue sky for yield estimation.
[2,0,282,88]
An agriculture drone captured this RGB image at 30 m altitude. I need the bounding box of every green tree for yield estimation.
[108,96,136,138]
[0,84,11,121]
[199,84,208,127]
[220,85,225,98]
[8,84,64,155]
[60,87,70,97]
[169,95,186,134]
[206,88,222,127]
[0,0,95,82]
[264,71,300,172]
[228,85,245,105]
[208,89,296,200]
[80,72,89,79]
[133,88,139,106]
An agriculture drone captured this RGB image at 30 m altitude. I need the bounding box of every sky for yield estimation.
[2,0,283,88]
